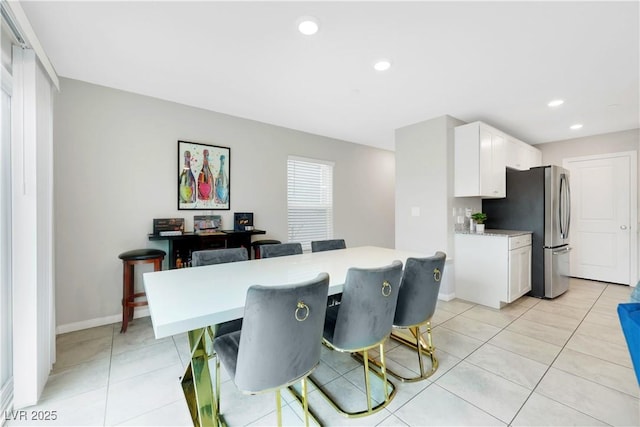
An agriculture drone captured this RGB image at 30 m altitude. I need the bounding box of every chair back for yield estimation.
[234,273,330,393]
[192,247,248,266]
[394,252,446,328]
[329,261,403,351]
[260,242,303,259]
[311,239,346,253]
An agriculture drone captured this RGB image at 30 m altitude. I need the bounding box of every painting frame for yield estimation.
[178,140,230,210]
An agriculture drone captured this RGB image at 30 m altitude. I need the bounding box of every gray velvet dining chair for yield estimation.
[311,239,346,253]
[191,247,248,266]
[260,242,303,259]
[389,251,446,382]
[214,273,330,427]
[309,260,403,418]
[311,239,346,307]
[191,247,248,354]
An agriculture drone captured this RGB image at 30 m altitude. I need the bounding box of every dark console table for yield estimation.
[149,229,266,269]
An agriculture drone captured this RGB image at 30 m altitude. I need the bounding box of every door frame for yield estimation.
[563,151,638,286]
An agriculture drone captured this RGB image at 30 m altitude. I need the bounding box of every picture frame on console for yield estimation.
[178,140,230,210]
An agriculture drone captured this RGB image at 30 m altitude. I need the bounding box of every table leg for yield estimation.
[182,328,218,427]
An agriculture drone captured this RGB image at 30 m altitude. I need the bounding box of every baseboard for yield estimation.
[56,308,150,335]
[438,292,456,301]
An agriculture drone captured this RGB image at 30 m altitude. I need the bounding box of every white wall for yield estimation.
[53,78,396,332]
[394,115,481,299]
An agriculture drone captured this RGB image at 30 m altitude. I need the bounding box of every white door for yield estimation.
[564,152,636,285]
[1,70,13,416]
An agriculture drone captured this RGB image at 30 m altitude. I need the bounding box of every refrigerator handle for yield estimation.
[560,173,570,239]
[565,174,571,237]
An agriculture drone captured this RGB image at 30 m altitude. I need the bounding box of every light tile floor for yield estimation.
[6,278,639,426]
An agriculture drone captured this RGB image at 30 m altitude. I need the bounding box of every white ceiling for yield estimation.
[20,1,640,151]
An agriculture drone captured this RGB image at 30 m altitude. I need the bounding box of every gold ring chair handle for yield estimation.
[295,301,310,322]
[381,280,392,297]
[433,268,441,282]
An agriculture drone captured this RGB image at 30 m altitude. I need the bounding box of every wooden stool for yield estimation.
[118,249,165,333]
[251,239,281,259]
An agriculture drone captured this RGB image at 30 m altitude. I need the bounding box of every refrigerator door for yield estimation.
[544,245,571,297]
[545,166,571,248]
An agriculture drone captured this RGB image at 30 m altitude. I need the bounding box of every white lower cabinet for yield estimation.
[454,232,532,309]
[509,243,532,302]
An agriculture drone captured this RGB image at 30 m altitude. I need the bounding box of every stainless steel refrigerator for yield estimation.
[482,165,571,298]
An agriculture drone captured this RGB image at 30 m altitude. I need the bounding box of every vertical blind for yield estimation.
[287,157,334,251]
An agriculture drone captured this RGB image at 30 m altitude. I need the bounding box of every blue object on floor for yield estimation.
[617,303,640,387]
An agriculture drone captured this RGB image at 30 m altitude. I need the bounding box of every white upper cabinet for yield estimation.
[506,136,542,170]
[455,121,541,198]
[454,121,506,198]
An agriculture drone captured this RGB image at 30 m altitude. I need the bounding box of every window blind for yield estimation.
[287,157,334,252]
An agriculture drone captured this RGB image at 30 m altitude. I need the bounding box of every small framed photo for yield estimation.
[178,141,230,210]
[234,212,254,231]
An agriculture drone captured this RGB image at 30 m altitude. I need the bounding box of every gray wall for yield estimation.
[54,78,395,331]
[538,128,639,166]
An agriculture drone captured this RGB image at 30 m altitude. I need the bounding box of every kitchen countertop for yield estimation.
[455,229,532,237]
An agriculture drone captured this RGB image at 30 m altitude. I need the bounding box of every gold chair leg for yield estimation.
[363,349,372,412]
[275,390,282,426]
[414,327,425,378]
[302,377,310,427]
[287,379,322,426]
[362,323,439,383]
[379,342,390,400]
[309,342,397,418]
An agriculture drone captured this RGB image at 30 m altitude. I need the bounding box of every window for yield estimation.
[287,156,334,251]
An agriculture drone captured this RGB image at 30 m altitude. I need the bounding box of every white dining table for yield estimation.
[143,246,428,427]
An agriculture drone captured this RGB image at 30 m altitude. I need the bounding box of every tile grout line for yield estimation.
[426,299,541,426]
[507,283,613,426]
[101,324,115,427]
[385,301,516,425]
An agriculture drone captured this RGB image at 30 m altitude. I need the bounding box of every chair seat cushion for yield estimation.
[251,239,281,248]
[214,330,241,381]
[118,249,166,261]
[218,319,243,337]
[323,305,339,345]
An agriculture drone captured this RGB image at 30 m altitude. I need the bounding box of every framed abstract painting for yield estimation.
[178,141,230,210]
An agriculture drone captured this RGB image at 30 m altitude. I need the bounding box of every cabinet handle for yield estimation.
[621,225,628,230]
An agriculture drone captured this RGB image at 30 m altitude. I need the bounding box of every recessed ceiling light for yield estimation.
[570,123,583,130]
[548,99,564,107]
[373,59,392,71]
[297,17,319,35]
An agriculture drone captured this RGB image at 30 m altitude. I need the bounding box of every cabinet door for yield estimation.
[506,137,530,170]
[526,145,542,168]
[490,132,506,197]
[479,127,493,196]
[454,123,482,197]
[455,121,505,198]
[506,138,522,170]
[508,245,532,302]
[481,127,506,197]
